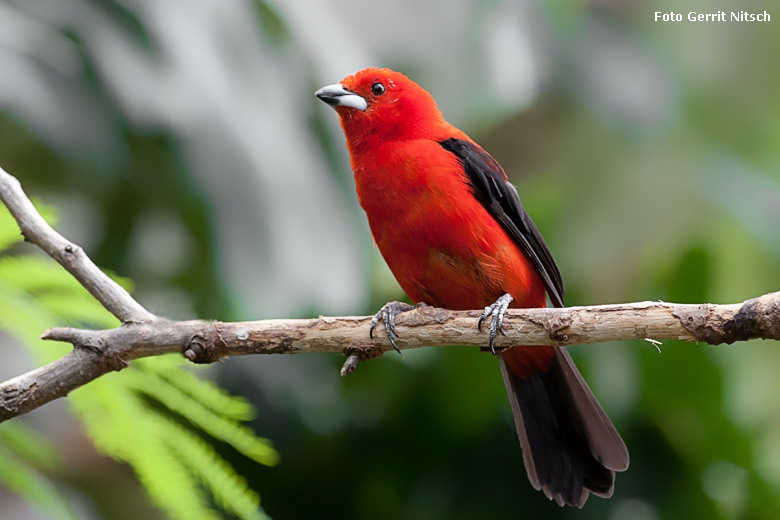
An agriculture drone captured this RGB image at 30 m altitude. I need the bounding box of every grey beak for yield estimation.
[315,84,368,111]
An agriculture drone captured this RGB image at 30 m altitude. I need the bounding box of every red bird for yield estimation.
[316,68,629,507]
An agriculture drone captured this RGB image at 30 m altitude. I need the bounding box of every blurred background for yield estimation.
[0,0,778,518]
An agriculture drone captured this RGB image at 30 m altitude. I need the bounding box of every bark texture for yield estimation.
[0,165,778,423]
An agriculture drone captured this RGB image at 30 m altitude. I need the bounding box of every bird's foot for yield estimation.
[370,301,416,354]
[478,293,514,354]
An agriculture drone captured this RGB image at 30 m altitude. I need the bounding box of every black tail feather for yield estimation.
[500,347,628,507]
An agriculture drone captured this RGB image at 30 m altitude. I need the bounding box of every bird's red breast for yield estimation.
[336,68,550,371]
[339,70,540,298]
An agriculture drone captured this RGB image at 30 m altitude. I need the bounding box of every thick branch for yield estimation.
[0,166,778,423]
[3,292,780,421]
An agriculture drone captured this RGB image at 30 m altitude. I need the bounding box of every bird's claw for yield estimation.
[370,301,415,354]
[478,293,514,354]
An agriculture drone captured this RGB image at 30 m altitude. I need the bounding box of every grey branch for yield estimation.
[0,167,154,324]
[1,166,779,423]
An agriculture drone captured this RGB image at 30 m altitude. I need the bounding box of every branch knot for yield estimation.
[527,310,574,345]
[723,295,780,343]
[672,305,728,344]
[183,324,229,364]
[340,344,384,377]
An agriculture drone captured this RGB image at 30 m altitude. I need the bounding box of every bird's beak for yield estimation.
[315,84,367,111]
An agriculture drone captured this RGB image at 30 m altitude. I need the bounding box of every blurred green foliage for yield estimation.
[0,422,76,520]
[0,0,779,519]
[0,205,276,519]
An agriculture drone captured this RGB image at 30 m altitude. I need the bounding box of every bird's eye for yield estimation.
[371,82,385,96]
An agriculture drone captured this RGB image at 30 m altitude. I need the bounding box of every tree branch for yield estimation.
[0,167,154,324]
[1,166,779,422]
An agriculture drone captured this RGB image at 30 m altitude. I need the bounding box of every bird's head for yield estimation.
[315,68,446,146]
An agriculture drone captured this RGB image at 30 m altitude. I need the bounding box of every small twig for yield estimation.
[339,345,385,377]
[340,354,360,377]
[644,338,663,353]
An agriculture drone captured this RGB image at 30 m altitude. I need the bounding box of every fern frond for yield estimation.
[134,441,223,520]
[137,357,255,421]
[0,279,66,358]
[153,411,271,520]
[0,256,121,327]
[123,369,279,466]
[0,204,276,520]
[70,379,224,520]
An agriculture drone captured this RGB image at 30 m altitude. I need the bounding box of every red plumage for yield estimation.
[318,68,628,507]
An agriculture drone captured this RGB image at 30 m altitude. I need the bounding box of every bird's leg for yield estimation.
[369,301,417,354]
[478,293,514,354]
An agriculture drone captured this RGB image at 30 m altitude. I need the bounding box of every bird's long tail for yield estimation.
[500,346,629,507]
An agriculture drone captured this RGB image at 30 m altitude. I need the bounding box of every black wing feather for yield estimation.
[440,138,564,308]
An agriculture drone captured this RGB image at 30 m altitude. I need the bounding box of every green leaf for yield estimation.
[139,357,255,421]
[123,369,279,466]
[155,412,270,520]
[1,332,274,520]
[0,212,275,520]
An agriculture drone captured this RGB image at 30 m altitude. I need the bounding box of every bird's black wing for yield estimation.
[440,138,564,308]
